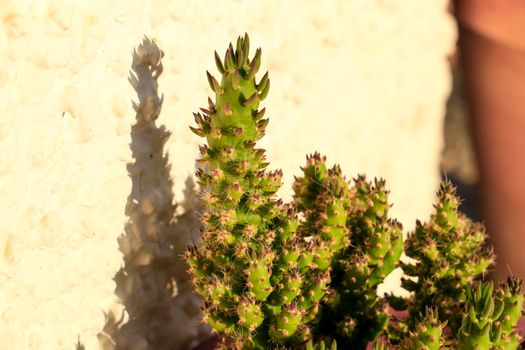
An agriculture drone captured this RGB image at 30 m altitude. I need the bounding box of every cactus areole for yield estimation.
[186,34,524,350]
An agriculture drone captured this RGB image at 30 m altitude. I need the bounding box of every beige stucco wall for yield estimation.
[0,1,456,349]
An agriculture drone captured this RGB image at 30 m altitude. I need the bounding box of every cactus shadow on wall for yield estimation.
[96,37,209,350]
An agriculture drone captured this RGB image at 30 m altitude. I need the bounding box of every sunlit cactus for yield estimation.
[184,34,524,350]
[400,181,495,329]
[186,33,338,349]
[319,176,403,347]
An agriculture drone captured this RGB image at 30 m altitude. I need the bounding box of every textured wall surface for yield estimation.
[0,1,456,349]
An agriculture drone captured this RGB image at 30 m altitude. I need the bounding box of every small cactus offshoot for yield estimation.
[400,182,495,327]
[185,34,524,349]
[456,278,524,349]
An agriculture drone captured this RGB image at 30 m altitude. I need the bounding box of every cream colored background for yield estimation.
[0,1,456,349]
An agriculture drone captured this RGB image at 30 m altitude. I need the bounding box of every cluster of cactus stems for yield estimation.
[393,181,496,332]
[185,34,524,349]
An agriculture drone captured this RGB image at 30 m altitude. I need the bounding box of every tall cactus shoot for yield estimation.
[186,34,524,349]
[187,33,319,348]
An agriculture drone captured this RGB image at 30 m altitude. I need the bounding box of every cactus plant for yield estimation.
[185,34,524,349]
[186,33,314,349]
[398,181,495,330]
[456,278,523,349]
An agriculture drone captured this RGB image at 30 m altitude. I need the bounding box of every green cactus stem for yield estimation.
[318,176,403,348]
[457,278,524,350]
[398,308,445,350]
[400,181,495,329]
[187,33,281,349]
[187,34,337,349]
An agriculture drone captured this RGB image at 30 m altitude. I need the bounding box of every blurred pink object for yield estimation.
[456,0,525,50]
[456,0,525,289]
